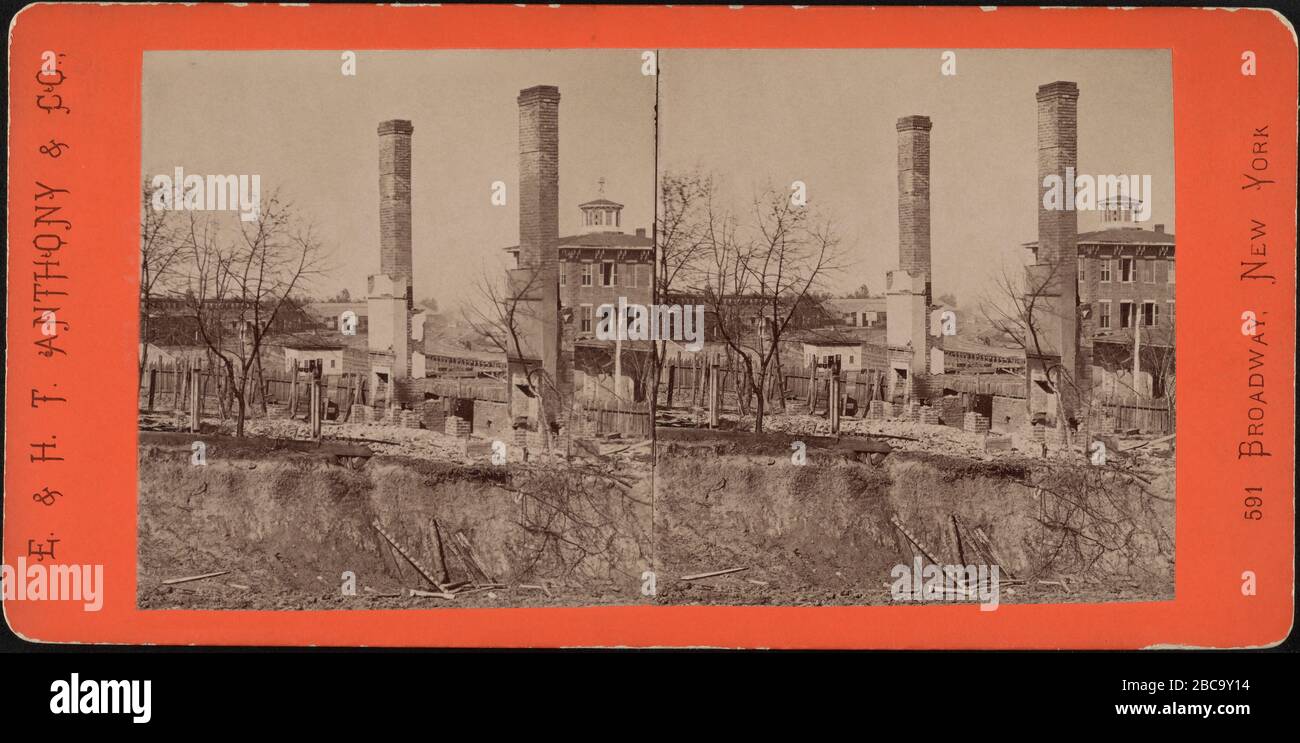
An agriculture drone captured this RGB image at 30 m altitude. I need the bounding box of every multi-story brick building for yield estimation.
[1023,198,1176,396]
[507,195,654,339]
[1025,200,1175,333]
[506,192,654,402]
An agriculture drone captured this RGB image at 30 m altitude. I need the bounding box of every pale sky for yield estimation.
[144,48,1172,311]
[143,50,657,311]
[659,49,1174,305]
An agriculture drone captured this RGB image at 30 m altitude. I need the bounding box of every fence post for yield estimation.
[189,367,201,433]
[310,375,322,440]
[830,372,841,433]
[147,367,157,412]
[708,359,719,429]
[666,363,676,409]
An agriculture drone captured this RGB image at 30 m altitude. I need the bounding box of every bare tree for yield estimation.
[176,191,325,437]
[652,171,716,410]
[980,258,1094,444]
[139,180,186,386]
[694,188,846,433]
[463,266,565,439]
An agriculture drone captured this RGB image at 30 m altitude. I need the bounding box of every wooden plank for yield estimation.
[681,567,748,581]
[163,570,230,586]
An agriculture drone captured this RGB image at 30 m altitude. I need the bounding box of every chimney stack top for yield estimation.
[1036,81,1079,101]
[896,115,932,132]
[518,85,561,105]
[378,119,414,136]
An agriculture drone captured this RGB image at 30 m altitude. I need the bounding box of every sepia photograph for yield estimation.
[6,2,1297,720]
[136,50,658,609]
[649,49,1176,608]
[136,47,1174,612]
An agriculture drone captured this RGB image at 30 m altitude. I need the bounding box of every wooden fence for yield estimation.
[575,401,652,438]
[657,354,885,416]
[139,359,371,422]
[1096,401,1173,434]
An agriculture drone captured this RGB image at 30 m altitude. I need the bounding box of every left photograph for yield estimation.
[137,51,658,610]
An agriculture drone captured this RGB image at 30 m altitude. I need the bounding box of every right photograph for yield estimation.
[650,49,1176,608]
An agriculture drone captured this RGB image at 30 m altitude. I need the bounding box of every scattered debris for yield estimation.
[162,570,230,586]
[372,520,447,590]
[681,567,748,581]
[408,588,457,600]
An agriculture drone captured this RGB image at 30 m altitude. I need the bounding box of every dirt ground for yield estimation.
[138,411,1174,611]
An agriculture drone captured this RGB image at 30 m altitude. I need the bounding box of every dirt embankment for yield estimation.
[652,436,1173,605]
[138,437,652,610]
[139,429,1172,610]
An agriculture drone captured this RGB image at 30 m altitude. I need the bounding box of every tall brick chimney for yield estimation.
[897,115,932,306]
[371,119,414,385]
[377,119,414,308]
[516,85,564,404]
[1034,81,1085,421]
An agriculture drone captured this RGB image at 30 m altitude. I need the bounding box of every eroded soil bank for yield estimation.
[652,432,1173,605]
[139,430,1172,609]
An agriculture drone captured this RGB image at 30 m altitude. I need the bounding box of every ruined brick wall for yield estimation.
[991,394,1028,435]
[473,400,511,438]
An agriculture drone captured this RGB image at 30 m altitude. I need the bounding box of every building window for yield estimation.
[1099,300,1112,329]
[559,266,567,286]
[1141,259,1154,283]
[581,263,592,287]
[1143,301,1158,327]
[1078,256,1086,282]
[1119,301,1134,329]
[1100,259,1112,283]
[1168,260,1175,284]
[1167,300,1175,324]
[580,304,593,333]
[1120,258,1135,283]
[625,262,637,288]
[601,261,617,287]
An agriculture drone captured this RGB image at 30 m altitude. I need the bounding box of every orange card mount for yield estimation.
[5,4,1295,648]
